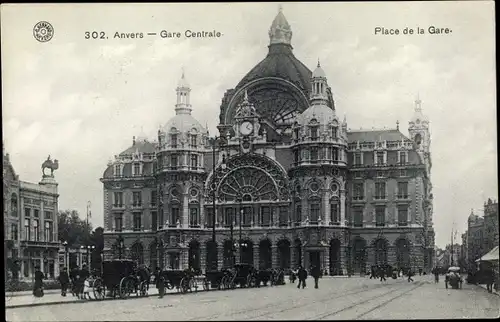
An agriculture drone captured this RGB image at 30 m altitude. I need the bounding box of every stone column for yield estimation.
[200,242,207,273]
[271,245,278,269]
[253,243,259,269]
[388,246,397,266]
[217,243,223,271]
[182,193,189,228]
[366,246,374,273]
[323,247,330,274]
[340,191,346,225]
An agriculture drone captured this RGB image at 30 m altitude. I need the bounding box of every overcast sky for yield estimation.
[2,2,496,248]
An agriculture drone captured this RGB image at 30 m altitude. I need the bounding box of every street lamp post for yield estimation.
[209,136,218,243]
[118,236,124,260]
[63,241,68,270]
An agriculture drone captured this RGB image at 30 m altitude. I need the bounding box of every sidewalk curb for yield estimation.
[477,284,500,296]
[5,284,282,309]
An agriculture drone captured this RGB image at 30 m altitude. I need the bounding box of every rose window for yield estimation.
[218,167,278,202]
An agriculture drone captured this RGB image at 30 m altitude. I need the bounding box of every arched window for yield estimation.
[295,201,302,225]
[189,202,200,227]
[330,197,340,224]
[309,197,321,224]
[170,200,181,227]
[218,168,278,202]
[11,193,18,217]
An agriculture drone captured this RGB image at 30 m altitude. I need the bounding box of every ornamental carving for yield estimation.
[206,153,290,203]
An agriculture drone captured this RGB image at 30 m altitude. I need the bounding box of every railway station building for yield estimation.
[101,8,435,275]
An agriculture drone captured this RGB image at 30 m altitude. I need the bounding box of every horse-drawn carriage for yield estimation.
[158,269,198,293]
[445,267,463,289]
[220,264,258,289]
[91,260,149,300]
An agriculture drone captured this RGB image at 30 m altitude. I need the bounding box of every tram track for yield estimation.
[306,281,425,320]
[186,280,402,321]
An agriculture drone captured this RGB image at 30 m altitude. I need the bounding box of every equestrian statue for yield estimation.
[41,155,59,177]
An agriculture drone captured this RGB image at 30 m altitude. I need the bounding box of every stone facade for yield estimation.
[3,151,60,280]
[100,9,435,275]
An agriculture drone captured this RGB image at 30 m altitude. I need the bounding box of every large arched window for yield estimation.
[11,193,18,217]
[219,168,278,202]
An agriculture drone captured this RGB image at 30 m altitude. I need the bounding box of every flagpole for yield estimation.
[86,201,91,266]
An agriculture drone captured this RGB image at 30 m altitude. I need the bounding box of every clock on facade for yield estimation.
[239,121,254,136]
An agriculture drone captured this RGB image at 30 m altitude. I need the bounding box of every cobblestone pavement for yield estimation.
[6,276,500,321]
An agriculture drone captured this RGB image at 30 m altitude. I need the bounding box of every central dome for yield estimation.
[235,44,312,93]
[235,7,311,93]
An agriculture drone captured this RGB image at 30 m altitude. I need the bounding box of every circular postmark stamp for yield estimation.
[33,21,54,42]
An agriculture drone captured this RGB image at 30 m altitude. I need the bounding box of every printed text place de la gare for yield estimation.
[374,26,452,35]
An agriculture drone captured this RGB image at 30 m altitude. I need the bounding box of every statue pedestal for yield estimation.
[40,175,58,186]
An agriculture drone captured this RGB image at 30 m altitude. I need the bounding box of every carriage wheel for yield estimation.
[119,278,132,299]
[230,276,236,289]
[220,275,227,290]
[139,281,148,297]
[92,278,105,300]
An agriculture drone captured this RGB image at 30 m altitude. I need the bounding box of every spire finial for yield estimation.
[415,92,422,110]
[181,66,185,79]
[396,120,399,130]
[279,4,283,12]
[317,58,321,68]
[244,89,249,102]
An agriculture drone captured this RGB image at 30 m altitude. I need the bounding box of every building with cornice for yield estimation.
[101,8,435,274]
[3,149,60,280]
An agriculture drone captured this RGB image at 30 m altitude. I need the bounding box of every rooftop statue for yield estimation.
[42,155,59,177]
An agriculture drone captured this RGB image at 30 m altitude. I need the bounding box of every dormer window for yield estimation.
[133,163,141,176]
[114,164,122,177]
[310,126,319,141]
[354,152,363,166]
[332,147,339,161]
[332,126,338,139]
[294,128,300,140]
[171,134,178,148]
[190,134,197,148]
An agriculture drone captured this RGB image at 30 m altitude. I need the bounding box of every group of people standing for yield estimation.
[290,265,322,289]
[57,264,91,299]
[369,265,415,282]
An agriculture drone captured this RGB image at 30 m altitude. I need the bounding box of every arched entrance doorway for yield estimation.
[374,239,388,266]
[241,240,254,265]
[205,241,218,271]
[259,239,272,269]
[329,239,341,275]
[188,240,201,273]
[353,238,367,274]
[131,243,144,265]
[396,238,410,270]
[277,239,291,269]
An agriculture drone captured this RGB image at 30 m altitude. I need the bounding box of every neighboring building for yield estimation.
[101,8,435,274]
[460,232,468,269]
[467,210,485,270]
[3,150,60,280]
[465,199,499,271]
[435,248,449,268]
[445,243,461,267]
[483,198,499,251]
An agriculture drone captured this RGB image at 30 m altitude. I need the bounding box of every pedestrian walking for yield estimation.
[432,267,439,283]
[369,265,376,279]
[311,265,321,289]
[379,266,386,282]
[155,267,165,298]
[485,268,495,293]
[79,264,90,299]
[33,266,45,297]
[297,265,307,289]
[58,267,70,296]
[407,268,414,282]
